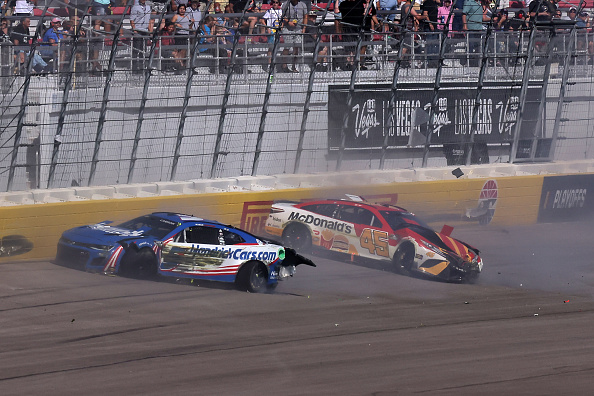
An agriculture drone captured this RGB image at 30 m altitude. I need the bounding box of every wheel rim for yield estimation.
[249,264,267,291]
[396,245,414,271]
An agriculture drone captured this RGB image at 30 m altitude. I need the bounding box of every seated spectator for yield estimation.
[41,17,64,71]
[304,11,330,71]
[10,17,50,74]
[378,0,399,32]
[0,18,11,42]
[92,0,112,33]
[565,7,577,21]
[199,15,228,73]
[576,11,591,56]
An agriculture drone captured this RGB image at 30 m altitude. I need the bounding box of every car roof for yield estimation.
[150,212,223,226]
[299,199,408,213]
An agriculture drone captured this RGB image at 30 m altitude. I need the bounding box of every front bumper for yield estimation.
[55,240,111,271]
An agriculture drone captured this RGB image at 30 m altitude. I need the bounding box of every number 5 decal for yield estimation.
[360,229,390,257]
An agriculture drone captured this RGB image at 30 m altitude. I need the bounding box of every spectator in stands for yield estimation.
[451,0,465,34]
[199,14,228,73]
[41,17,64,71]
[399,0,426,68]
[11,17,49,74]
[172,0,189,13]
[334,0,345,35]
[304,10,330,71]
[237,0,259,38]
[0,18,11,42]
[437,0,453,32]
[10,16,30,72]
[378,0,399,32]
[528,0,556,24]
[576,11,591,56]
[576,10,590,29]
[338,0,364,70]
[187,0,203,26]
[565,7,577,21]
[59,19,80,71]
[211,2,225,25]
[171,4,194,69]
[503,9,527,65]
[262,0,282,71]
[492,8,508,65]
[279,0,307,72]
[157,20,178,71]
[130,0,154,74]
[64,0,88,20]
[462,0,489,66]
[421,0,440,67]
[92,0,112,33]
[437,0,453,65]
[362,0,379,69]
[13,0,35,16]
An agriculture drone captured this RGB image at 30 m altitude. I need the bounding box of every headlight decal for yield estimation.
[419,261,449,275]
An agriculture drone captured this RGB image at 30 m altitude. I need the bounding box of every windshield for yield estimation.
[379,210,433,231]
[118,215,179,239]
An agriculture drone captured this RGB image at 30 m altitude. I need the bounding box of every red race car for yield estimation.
[265,195,483,282]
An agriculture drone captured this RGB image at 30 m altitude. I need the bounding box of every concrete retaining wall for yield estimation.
[1,160,593,262]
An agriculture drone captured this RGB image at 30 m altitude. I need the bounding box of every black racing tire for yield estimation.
[119,248,158,280]
[281,223,312,253]
[393,242,415,275]
[235,261,268,293]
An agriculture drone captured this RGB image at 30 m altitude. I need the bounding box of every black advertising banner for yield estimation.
[328,83,543,149]
[538,174,594,223]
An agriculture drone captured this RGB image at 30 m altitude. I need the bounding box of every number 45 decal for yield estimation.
[360,228,390,257]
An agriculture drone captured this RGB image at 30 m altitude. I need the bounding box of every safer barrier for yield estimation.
[0,172,551,262]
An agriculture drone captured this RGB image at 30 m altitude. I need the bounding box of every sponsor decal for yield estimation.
[92,223,144,237]
[551,189,586,209]
[359,228,390,257]
[240,201,274,235]
[244,194,398,236]
[328,83,542,150]
[164,244,277,262]
[288,212,353,234]
[538,174,594,222]
[466,179,498,225]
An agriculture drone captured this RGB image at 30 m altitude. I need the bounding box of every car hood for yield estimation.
[61,223,148,245]
[408,225,479,259]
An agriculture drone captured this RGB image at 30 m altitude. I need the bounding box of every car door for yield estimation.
[334,204,389,260]
[160,224,230,272]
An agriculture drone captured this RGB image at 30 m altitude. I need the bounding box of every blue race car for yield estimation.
[55,212,315,292]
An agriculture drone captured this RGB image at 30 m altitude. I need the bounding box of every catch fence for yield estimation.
[1,3,594,191]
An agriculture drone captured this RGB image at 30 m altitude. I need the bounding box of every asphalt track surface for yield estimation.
[1,221,594,395]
